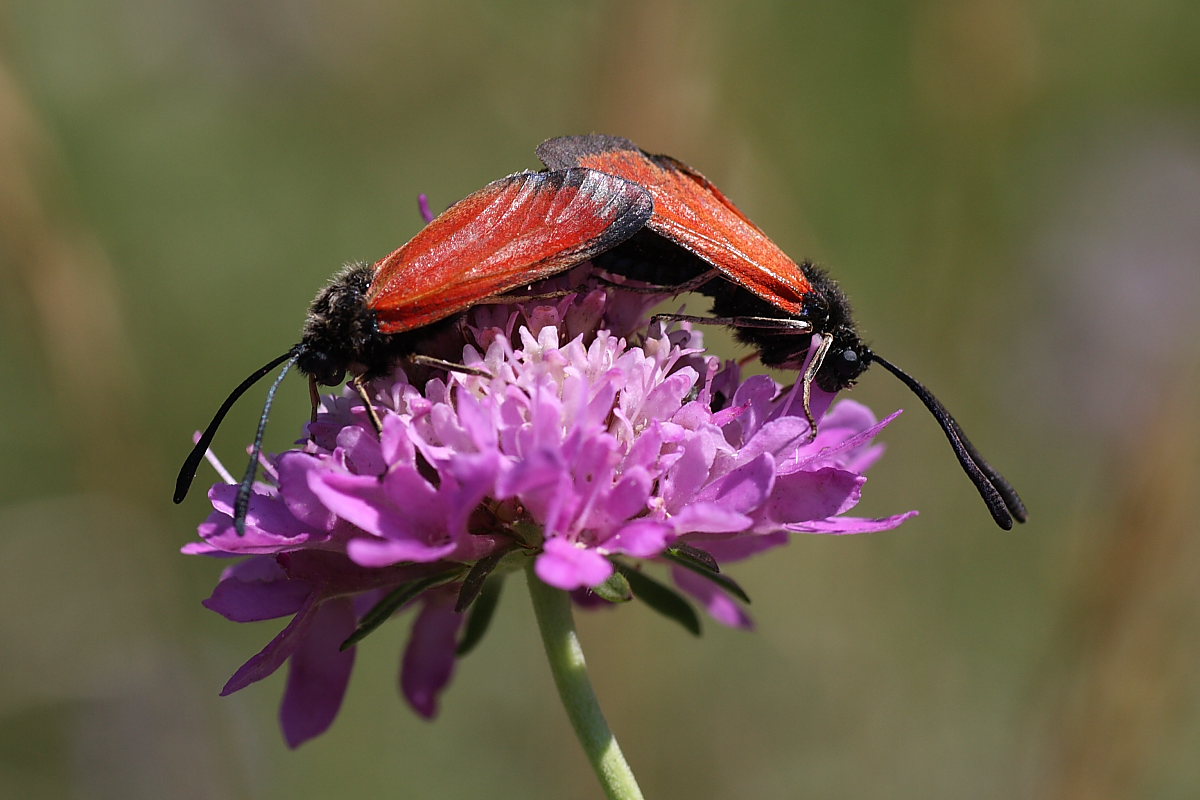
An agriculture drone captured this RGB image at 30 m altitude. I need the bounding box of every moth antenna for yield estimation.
[233,350,300,535]
[869,352,1027,529]
[174,348,300,504]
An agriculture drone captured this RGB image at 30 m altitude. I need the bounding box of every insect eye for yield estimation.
[298,350,345,387]
[827,347,869,383]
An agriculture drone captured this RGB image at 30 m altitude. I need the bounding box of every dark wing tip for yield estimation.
[527,166,652,220]
[531,167,654,255]
[536,134,642,170]
[575,168,654,239]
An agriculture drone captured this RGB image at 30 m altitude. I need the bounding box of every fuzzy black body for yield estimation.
[297,262,459,385]
[593,228,722,292]
[595,233,870,391]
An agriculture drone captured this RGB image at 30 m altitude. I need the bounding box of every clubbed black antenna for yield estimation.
[174,347,300,506]
[869,352,1027,530]
[232,351,300,535]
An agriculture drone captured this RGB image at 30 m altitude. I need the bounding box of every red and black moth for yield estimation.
[536,134,1026,530]
[176,135,1025,533]
[174,167,653,531]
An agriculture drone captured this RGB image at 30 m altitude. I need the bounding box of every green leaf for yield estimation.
[456,577,503,656]
[662,547,751,604]
[591,570,632,603]
[341,572,456,650]
[666,542,720,573]
[616,564,701,636]
[455,546,512,612]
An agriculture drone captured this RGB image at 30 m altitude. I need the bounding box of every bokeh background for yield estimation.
[3,1,1198,798]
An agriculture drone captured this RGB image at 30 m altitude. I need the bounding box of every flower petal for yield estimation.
[757,468,865,527]
[792,409,902,472]
[346,536,459,567]
[203,556,312,622]
[788,510,919,534]
[671,566,754,630]
[401,589,464,719]
[221,595,318,696]
[188,289,918,749]
[606,520,674,558]
[662,434,718,513]
[536,537,614,590]
[696,453,776,513]
[736,416,813,468]
[280,597,357,748]
[683,531,791,562]
[669,502,753,534]
[276,452,339,532]
[334,425,387,476]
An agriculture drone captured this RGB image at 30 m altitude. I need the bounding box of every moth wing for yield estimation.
[367,168,653,333]
[537,135,811,315]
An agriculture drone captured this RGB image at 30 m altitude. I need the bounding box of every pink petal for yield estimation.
[598,468,653,525]
[606,520,674,557]
[791,410,902,473]
[671,566,754,630]
[203,559,312,622]
[696,453,776,512]
[334,425,387,475]
[758,468,865,525]
[221,596,318,696]
[662,435,718,513]
[346,536,459,567]
[275,453,339,532]
[535,537,614,590]
[684,531,790,562]
[195,512,311,555]
[669,502,753,534]
[788,510,919,534]
[401,589,464,719]
[736,416,813,466]
[378,414,417,466]
[280,597,357,748]
[207,485,308,538]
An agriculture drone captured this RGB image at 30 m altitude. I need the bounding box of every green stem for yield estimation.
[526,563,645,800]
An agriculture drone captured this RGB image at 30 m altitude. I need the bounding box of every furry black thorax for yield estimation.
[296,262,456,385]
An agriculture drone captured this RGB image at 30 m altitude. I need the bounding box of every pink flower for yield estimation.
[187,284,913,746]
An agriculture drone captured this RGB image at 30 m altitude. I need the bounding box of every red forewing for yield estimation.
[536,135,812,316]
[366,168,653,333]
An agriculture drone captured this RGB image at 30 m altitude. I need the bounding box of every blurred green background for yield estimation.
[2,1,1198,798]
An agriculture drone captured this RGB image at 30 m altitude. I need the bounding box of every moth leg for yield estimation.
[652,313,813,332]
[595,268,720,296]
[408,354,492,378]
[481,288,574,304]
[800,333,833,440]
[308,375,321,423]
[350,376,384,435]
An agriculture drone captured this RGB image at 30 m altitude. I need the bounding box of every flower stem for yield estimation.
[526,564,645,800]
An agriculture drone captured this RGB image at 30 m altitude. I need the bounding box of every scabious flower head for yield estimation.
[187,270,914,747]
